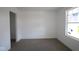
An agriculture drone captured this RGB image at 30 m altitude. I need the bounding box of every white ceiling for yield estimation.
[17,7,59,11]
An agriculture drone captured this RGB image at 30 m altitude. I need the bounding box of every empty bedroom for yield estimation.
[0,7,79,51]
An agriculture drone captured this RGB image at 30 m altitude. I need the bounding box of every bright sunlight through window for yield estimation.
[66,8,79,39]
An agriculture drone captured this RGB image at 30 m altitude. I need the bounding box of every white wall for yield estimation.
[0,7,19,50]
[19,10,56,39]
[56,7,79,51]
[16,11,22,41]
[0,8,10,50]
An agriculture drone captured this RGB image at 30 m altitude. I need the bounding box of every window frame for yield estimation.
[65,7,79,39]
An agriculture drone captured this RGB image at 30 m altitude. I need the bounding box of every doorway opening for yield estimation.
[10,11,16,48]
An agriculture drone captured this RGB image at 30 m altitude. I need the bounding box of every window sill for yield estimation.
[65,34,79,41]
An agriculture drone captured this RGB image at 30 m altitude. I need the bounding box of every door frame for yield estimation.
[9,11,17,47]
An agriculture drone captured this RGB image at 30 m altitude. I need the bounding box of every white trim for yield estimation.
[65,34,79,41]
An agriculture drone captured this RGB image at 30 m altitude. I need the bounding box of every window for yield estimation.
[66,8,79,38]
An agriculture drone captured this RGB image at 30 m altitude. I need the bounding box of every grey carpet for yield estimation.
[10,39,71,51]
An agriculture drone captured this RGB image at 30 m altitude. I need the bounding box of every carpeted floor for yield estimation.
[10,39,71,51]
